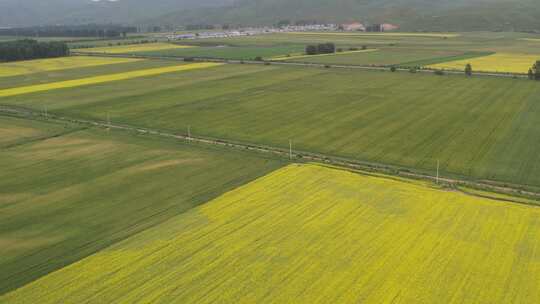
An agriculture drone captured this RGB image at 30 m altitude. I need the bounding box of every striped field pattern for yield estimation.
[0,56,142,78]
[75,43,195,54]
[3,64,540,188]
[3,164,539,303]
[0,62,223,97]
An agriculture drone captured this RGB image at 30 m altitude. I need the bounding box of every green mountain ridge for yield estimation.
[152,0,540,31]
[0,0,232,27]
[1,0,539,31]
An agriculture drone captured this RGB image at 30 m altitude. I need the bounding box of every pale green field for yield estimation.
[75,43,194,54]
[0,63,222,97]
[0,56,142,78]
[0,116,71,147]
[4,164,539,303]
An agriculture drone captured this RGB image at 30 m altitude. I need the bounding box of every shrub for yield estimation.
[254,56,263,61]
[435,70,445,76]
[531,61,540,80]
[465,63,473,76]
[306,43,336,55]
[305,45,318,55]
[183,57,195,62]
[390,66,397,72]
[317,43,335,54]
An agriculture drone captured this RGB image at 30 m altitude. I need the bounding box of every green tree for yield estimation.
[534,61,540,80]
[528,68,534,80]
[305,45,318,55]
[465,63,472,76]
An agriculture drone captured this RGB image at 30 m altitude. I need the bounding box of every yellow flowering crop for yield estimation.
[286,32,460,38]
[0,56,141,78]
[0,62,223,97]
[3,164,539,303]
[75,43,195,54]
[428,52,540,73]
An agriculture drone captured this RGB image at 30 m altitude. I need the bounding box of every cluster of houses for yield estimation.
[166,27,283,40]
[341,22,399,32]
[165,22,398,40]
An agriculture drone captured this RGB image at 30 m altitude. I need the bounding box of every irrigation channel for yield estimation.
[1,105,539,205]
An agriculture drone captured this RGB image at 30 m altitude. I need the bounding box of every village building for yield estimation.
[342,22,366,31]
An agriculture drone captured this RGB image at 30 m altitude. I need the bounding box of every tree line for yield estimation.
[0,25,137,38]
[306,43,336,55]
[528,61,540,80]
[0,40,69,62]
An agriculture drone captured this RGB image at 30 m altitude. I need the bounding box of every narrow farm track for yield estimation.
[71,52,529,79]
[2,105,539,203]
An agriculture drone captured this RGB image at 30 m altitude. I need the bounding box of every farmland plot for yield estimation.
[284,48,469,66]
[0,116,70,147]
[0,115,283,295]
[3,164,538,303]
[0,59,181,90]
[0,62,222,97]
[3,64,539,188]
[74,43,194,54]
[428,53,540,73]
[134,45,305,60]
[0,56,142,78]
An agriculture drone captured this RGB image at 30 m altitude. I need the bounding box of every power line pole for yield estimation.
[188,125,191,141]
[289,140,292,160]
[436,160,440,185]
[107,112,111,132]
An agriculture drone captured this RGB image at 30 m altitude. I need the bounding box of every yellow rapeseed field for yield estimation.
[428,52,540,73]
[271,48,378,61]
[75,43,195,54]
[287,32,460,38]
[0,62,223,97]
[0,56,141,78]
[3,164,539,303]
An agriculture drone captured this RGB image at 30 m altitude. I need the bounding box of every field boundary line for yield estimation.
[2,105,539,203]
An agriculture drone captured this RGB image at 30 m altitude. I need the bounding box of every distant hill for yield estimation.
[1,0,539,32]
[0,0,232,27]
[151,0,540,32]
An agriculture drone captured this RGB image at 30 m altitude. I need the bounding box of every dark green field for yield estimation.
[280,48,482,67]
[0,115,283,294]
[2,63,540,188]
